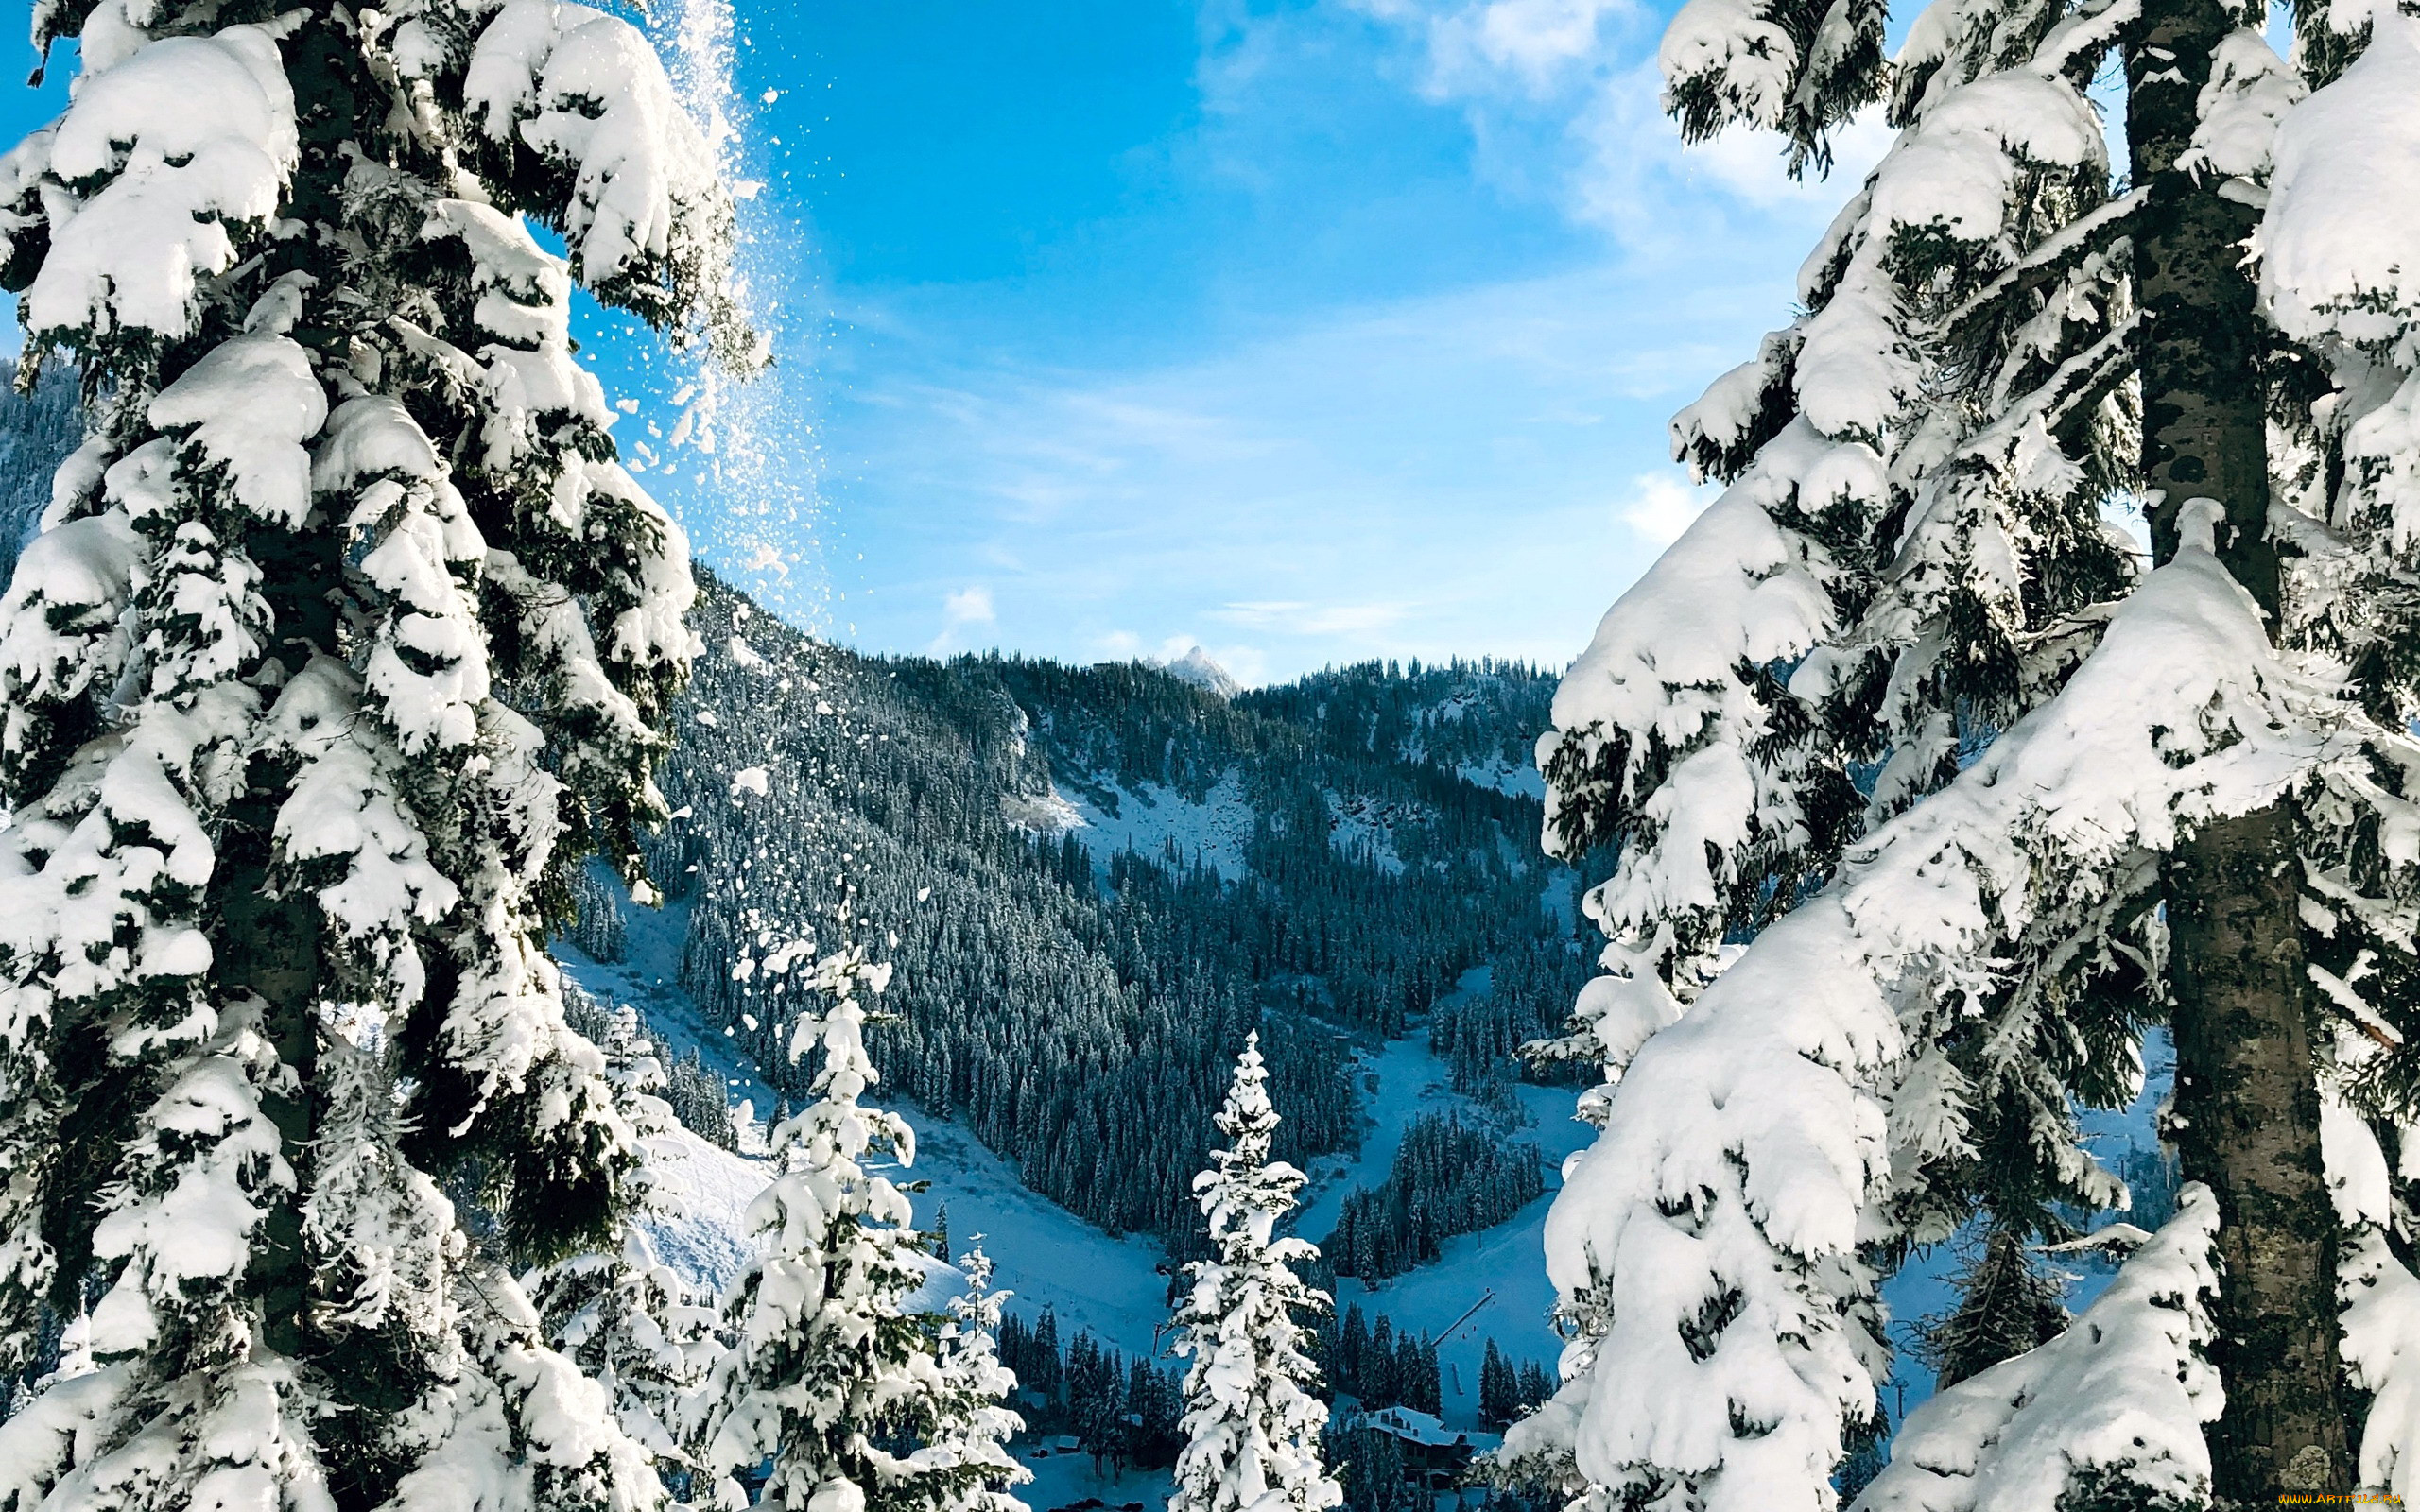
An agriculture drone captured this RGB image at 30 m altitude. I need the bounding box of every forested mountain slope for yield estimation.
[629,572,1586,1249]
[0,369,81,586]
[0,372,1579,1275]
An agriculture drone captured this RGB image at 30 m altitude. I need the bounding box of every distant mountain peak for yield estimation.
[1160,645,1240,699]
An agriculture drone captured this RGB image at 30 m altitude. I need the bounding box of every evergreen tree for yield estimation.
[702,947,1009,1512]
[1913,1228,2071,1390]
[1334,1427,1412,1512]
[927,1245,1032,1512]
[1324,1114,1541,1280]
[0,0,746,1503]
[1032,1309,1063,1404]
[527,1226,719,1480]
[1519,0,2420,1497]
[1479,1339,1516,1430]
[1340,1307,1371,1402]
[1513,1360,1551,1417]
[1066,1331,1126,1473]
[527,1002,723,1481]
[1363,1316,1396,1411]
[570,863,631,964]
[1124,1355,1186,1469]
[660,1045,740,1152]
[1168,1033,1342,1512]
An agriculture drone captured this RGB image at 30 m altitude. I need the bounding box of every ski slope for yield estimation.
[1297,967,1592,1430]
[888,1103,1175,1361]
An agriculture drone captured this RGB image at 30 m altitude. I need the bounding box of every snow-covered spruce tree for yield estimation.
[704,946,1027,1512]
[1167,1033,1341,1512]
[527,1003,724,1478]
[927,1245,1032,1512]
[0,0,754,1504]
[1521,0,2420,1502]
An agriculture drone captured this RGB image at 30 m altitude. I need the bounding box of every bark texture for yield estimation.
[2129,0,2353,1494]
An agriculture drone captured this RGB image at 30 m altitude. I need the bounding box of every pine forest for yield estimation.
[0,0,2412,1509]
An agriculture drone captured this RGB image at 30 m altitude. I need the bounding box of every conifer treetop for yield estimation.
[1167,1032,1341,1512]
[705,946,1024,1512]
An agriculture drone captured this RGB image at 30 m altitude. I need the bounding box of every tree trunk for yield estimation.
[2166,808,2349,1497]
[2128,0,2353,1495]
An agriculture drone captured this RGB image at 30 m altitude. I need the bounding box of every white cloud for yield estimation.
[1672,108,1895,209]
[1345,0,1891,245]
[928,585,996,654]
[1210,600,1415,635]
[1620,470,1715,543]
[1349,0,1633,96]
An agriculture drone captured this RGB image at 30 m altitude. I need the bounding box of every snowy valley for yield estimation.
[545,567,2179,1512]
[536,568,1593,1510]
[6,0,2416,1505]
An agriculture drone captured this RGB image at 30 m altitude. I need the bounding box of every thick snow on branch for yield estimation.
[1542,418,1837,931]
[1796,74,2102,440]
[2258,12,2420,360]
[2179,29,2302,185]
[464,0,732,318]
[317,395,492,754]
[22,26,296,342]
[149,334,327,529]
[1541,505,2360,1511]
[261,657,457,1008]
[2312,1057,2420,1499]
[0,508,138,782]
[1851,1188,2221,1512]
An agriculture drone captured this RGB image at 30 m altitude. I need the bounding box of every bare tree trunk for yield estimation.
[2128,0,2352,1494]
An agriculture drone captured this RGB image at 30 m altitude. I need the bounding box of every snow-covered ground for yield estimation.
[1054,767,1258,881]
[555,866,777,1127]
[639,1125,769,1287]
[886,1104,1175,1361]
[1016,1449,1174,1512]
[1452,759,1546,800]
[1296,967,1594,1430]
[1323,793,1409,875]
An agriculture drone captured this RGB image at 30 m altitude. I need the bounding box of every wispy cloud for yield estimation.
[927,585,997,654]
[1211,600,1415,635]
[1338,0,1891,246]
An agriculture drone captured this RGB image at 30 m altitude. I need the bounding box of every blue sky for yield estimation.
[684,0,1901,684]
[0,2,1895,686]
